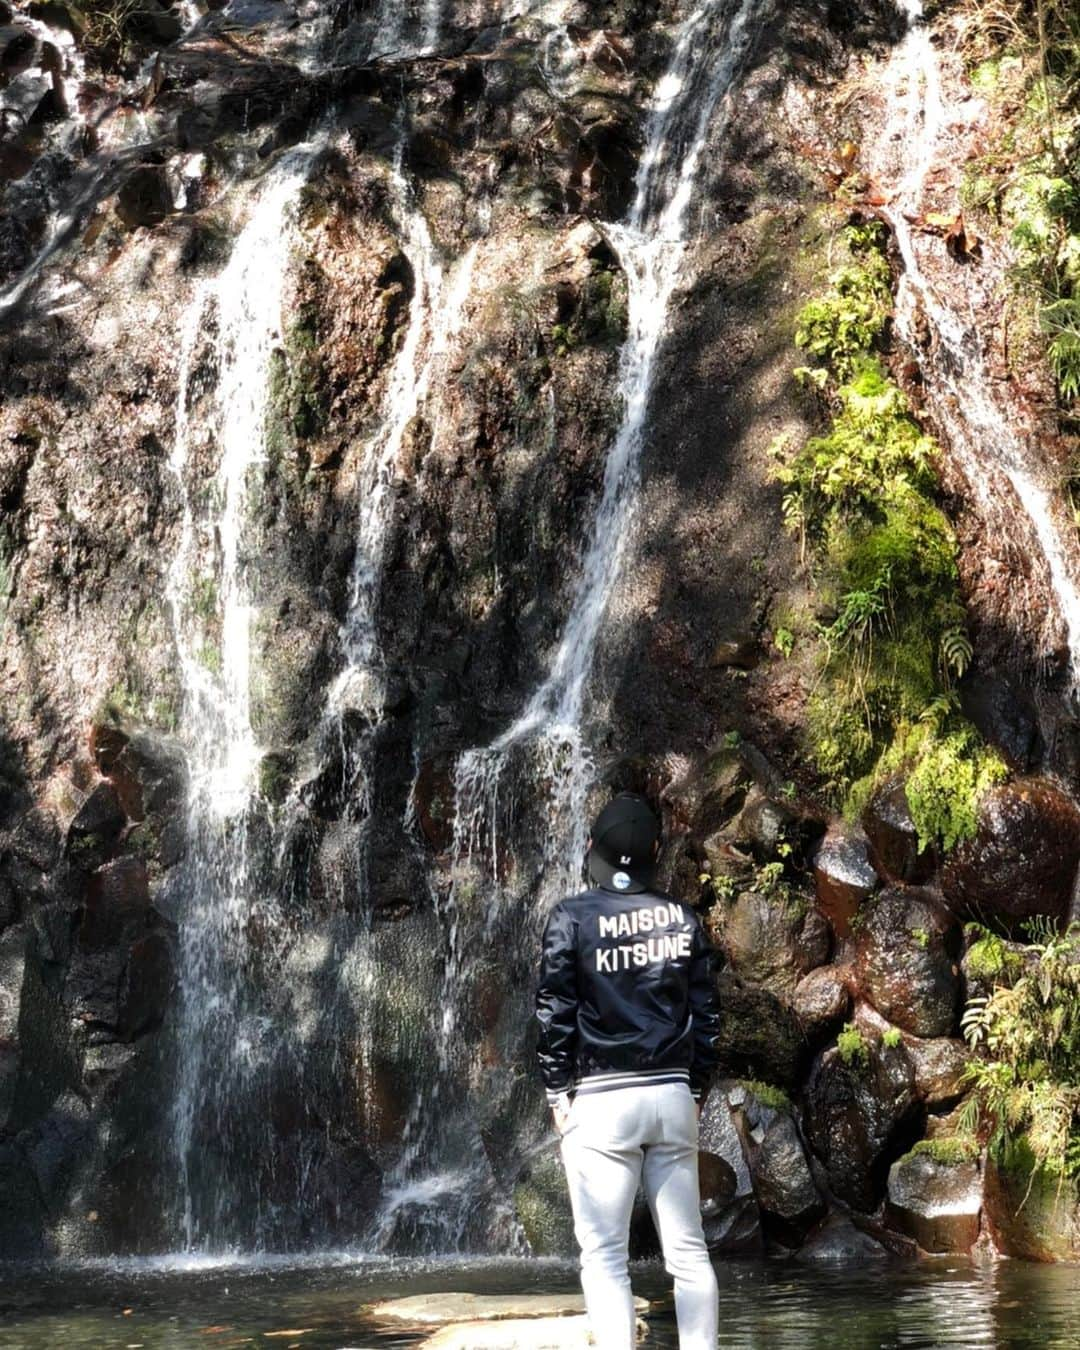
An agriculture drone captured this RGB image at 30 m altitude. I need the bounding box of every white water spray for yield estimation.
[166,145,319,1250]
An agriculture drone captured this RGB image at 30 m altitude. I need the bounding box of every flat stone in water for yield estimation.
[371,1292,651,1323]
[418,1314,594,1349]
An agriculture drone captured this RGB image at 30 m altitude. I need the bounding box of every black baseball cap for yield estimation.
[587,793,661,895]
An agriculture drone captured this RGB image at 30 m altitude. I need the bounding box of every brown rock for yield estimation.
[984,1148,1080,1261]
[941,778,1080,927]
[793,964,851,1035]
[854,888,959,1038]
[903,1035,969,1108]
[813,823,877,937]
[862,776,936,885]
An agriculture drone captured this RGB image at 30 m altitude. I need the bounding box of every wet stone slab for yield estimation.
[370,1293,651,1347]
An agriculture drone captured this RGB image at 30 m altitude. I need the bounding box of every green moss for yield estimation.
[513,1152,576,1256]
[902,1136,980,1166]
[771,220,1005,849]
[739,1079,792,1111]
[881,1027,902,1049]
[837,1021,869,1068]
[965,924,1023,983]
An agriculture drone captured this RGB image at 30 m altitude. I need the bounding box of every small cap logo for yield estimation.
[612,871,632,890]
[620,855,631,865]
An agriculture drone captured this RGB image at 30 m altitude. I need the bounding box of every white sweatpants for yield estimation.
[559,1082,719,1350]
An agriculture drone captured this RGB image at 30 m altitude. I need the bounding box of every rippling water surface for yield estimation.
[0,1254,1077,1348]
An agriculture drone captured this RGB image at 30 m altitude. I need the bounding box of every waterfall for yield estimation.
[166,145,320,1251]
[884,1,1080,677]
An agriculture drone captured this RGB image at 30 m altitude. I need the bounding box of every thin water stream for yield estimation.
[884,0,1080,677]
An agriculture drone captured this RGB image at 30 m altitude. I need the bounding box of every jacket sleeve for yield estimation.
[688,919,721,1102]
[535,902,579,1104]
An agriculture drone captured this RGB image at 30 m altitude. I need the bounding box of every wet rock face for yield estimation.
[805,1035,922,1212]
[853,888,959,1039]
[712,968,806,1090]
[699,1082,762,1255]
[886,1148,982,1254]
[792,964,851,1038]
[941,779,1080,927]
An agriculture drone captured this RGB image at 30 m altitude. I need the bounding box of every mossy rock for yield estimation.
[513,1148,576,1257]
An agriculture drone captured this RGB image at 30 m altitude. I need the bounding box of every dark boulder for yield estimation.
[716,889,829,997]
[805,1029,921,1212]
[886,1144,982,1253]
[854,888,959,1038]
[67,782,126,871]
[813,823,877,937]
[712,968,806,1089]
[115,165,174,230]
[861,775,936,885]
[941,778,1080,927]
[796,1212,889,1264]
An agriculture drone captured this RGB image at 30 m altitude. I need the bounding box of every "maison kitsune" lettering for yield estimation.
[594,903,692,973]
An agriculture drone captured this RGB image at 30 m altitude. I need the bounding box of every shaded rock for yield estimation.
[90,722,188,822]
[805,1032,921,1212]
[793,964,851,1037]
[0,921,25,1129]
[115,164,174,229]
[903,1035,969,1108]
[854,887,959,1038]
[709,632,758,669]
[962,675,1041,771]
[418,1316,644,1349]
[813,823,876,937]
[862,776,936,884]
[118,929,171,1038]
[984,1145,1080,1261]
[941,778,1080,927]
[716,889,828,996]
[67,782,126,870]
[79,857,151,948]
[712,968,805,1088]
[698,1150,737,1211]
[796,1212,889,1264]
[9,805,61,871]
[728,1082,823,1244]
[886,1145,982,1253]
[412,755,456,853]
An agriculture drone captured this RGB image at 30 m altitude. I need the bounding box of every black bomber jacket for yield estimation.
[535,886,722,1104]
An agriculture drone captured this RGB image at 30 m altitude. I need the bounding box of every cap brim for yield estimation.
[588,846,650,895]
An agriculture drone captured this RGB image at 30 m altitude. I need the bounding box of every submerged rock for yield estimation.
[796,1212,889,1264]
[941,779,1080,926]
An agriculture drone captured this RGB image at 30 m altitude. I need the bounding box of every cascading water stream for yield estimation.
[884,1,1080,677]
[454,0,762,892]
[166,145,320,1251]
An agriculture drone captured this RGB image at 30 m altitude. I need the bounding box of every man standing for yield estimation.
[536,792,721,1350]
